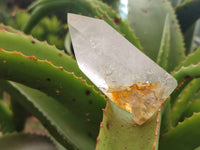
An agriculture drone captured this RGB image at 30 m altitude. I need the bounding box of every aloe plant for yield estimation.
[0,0,200,149]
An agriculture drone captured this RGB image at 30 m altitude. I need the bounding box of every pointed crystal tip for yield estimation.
[68,13,177,125]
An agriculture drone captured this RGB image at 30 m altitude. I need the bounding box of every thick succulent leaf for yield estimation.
[160,98,172,135]
[174,47,200,71]
[23,0,142,50]
[0,29,90,83]
[171,78,200,126]
[0,23,19,33]
[0,100,15,133]
[0,80,96,150]
[156,15,171,134]
[172,64,200,83]
[171,47,200,105]
[128,0,185,72]
[159,112,200,150]
[0,133,56,150]
[0,48,106,139]
[96,100,161,150]
[64,31,73,55]
[183,22,196,54]
[181,98,200,120]
[10,99,28,132]
[157,14,170,70]
[195,146,200,150]
[176,0,200,33]
[168,0,183,7]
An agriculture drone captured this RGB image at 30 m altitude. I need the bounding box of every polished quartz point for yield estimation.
[68,13,177,125]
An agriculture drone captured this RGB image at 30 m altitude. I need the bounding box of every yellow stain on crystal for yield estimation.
[109,81,163,125]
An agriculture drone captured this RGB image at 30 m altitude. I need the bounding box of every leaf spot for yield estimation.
[46,78,51,82]
[85,90,91,95]
[88,132,92,138]
[106,122,110,130]
[113,17,120,25]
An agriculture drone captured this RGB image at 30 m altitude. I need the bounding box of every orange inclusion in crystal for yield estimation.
[110,82,161,125]
[111,82,156,110]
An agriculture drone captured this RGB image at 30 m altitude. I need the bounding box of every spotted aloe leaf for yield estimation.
[0,48,106,139]
[0,80,97,150]
[23,0,142,50]
[128,0,185,72]
[170,47,200,106]
[0,133,56,150]
[0,29,89,82]
[176,0,200,33]
[171,78,200,126]
[96,100,161,150]
[159,112,200,150]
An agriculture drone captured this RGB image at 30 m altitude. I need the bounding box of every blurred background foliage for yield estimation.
[1,0,200,54]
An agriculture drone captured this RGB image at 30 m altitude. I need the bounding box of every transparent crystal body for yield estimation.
[68,13,177,125]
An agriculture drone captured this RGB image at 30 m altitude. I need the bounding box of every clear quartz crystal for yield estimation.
[68,13,177,125]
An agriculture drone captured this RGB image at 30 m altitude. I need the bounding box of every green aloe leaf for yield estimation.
[171,47,200,105]
[159,112,200,150]
[96,100,161,150]
[176,0,200,33]
[0,48,106,139]
[128,0,185,72]
[172,64,200,83]
[10,98,28,132]
[168,0,183,7]
[0,133,56,150]
[183,22,196,54]
[171,78,200,126]
[64,31,73,55]
[157,14,171,70]
[181,98,200,120]
[0,29,88,82]
[0,100,15,133]
[174,47,200,71]
[0,80,96,150]
[0,23,19,33]
[23,0,142,50]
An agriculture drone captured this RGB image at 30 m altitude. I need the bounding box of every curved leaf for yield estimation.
[0,80,96,150]
[96,100,161,150]
[172,64,200,83]
[0,100,15,133]
[176,0,200,33]
[157,14,171,70]
[23,0,142,50]
[171,78,200,126]
[128,0,185,72]
[181,98,200,120]
[0,133,56,150]
[174,47,200,71]
[0,30,88,82]
[159,112,200,150]
[0,48,106,139]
